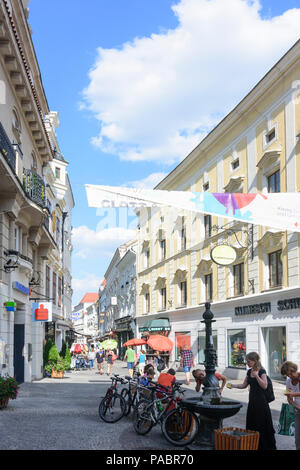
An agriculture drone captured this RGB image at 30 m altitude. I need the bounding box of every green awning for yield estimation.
[139,318,170,332]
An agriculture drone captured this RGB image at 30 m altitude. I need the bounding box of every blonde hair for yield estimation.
[281,361,298,376]
[246,352,262,370]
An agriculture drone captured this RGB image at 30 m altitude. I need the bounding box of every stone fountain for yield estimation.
[182,302,242,450]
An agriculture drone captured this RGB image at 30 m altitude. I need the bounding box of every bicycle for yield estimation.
[98,374,127,423]
[120,373,142,416]
[133,382,198,446]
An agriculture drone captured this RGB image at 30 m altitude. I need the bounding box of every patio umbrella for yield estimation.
[175,334,191,350]
[147,335,173,352]
[123,338,147,347]
[102,339,118,350]
[73,344,83,354]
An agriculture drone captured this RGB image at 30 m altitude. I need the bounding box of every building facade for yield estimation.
[71,293,99,343]
[0,0,74,382]
[136,40,300,379]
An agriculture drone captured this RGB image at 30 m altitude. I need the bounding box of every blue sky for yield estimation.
[28,0,300,306]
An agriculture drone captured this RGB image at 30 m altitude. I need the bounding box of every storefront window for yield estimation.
[262,326,286,381]
[175,332,190,361]
[198,330,217,365]
[228,329,246,368]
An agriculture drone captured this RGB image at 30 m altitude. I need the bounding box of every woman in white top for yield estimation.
[281,361,300,450]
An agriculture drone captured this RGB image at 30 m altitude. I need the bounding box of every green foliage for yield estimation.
[60,340,67,358]
[48,344,60,363]
[64,347,71,370]
[0,375,20,400]
[43,339,54,367]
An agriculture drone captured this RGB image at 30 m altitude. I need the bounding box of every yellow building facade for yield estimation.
[136,40,300,379]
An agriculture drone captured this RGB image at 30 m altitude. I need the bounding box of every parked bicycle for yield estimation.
[133,382,198,446]
[98,374,127,423]
[120,373,143,416]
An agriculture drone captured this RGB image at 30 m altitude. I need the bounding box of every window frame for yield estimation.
[268,250,283,288]
[233,263,244,296]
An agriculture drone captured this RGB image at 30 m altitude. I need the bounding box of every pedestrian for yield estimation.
[106,348,114,376]
[180,344,194,385]
[96,347,105,375]
[138,349,146,376]
[88,347,96,369]
[227,351,277,450]
[154,350,166,373]
[280,361,300,450]
[123,345,135,378]
[192,369,227,393]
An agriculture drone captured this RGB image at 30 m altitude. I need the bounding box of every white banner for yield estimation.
[85,184,300,232]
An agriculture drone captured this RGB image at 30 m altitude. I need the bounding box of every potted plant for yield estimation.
[0,374,19,409]
[45,344,66,378]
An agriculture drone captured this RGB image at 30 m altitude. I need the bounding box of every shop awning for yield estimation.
[139,318,170,332]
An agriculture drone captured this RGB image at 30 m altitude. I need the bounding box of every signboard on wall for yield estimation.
[32,302,53,322]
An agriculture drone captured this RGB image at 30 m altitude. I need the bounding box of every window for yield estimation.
[58,277,62,307]
[144,293,150,313]
[46,266,50,300]
[56,217,60,246]
[145,249,150,268]
[181,226,187,251]
[233,263,244,295]
[204,215,212,238]
[55,167,61,179]
[180,281,187,306]
[231,158,240,170]
[160,287,167,310]
[198,330,218,364]
[203,182,209,191]
[205,273,213,301]
[269,250,282,288]
[265,128,276,145]
[52,272,57,305]
[267,169,280,193]
[14,226,20,251]
[12,109,21,144]
[175,331,191,361]
[228,329,246,368]
[160,239,166,260]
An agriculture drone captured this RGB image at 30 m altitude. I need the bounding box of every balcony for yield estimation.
[22,168,46,208]
[0,121,16,172]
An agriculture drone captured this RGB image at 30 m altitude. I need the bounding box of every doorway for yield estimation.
[262,326,286,381]
[13,324,25,384]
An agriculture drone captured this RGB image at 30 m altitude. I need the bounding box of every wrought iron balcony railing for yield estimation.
[22,168,46,208]
[0,121,16,172]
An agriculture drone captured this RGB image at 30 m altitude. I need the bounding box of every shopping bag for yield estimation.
[277,403,295,436]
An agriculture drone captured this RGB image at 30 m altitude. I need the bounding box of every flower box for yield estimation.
[0,396,9,409]
[51,369,64,378]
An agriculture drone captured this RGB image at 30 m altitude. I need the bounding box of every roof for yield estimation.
[80,293,99,304]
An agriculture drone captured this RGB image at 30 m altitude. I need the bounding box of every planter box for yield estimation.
[51,369,64,378]
[214,427,260,450]
[0,397,9,409]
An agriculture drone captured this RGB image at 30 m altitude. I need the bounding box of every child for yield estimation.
[192,368,227,393]
[157,368,176,392]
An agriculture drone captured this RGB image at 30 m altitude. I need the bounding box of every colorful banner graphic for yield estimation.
[85,184,300,232]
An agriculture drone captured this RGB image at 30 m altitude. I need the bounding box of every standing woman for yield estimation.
[106,348,114,376]
[227,352,276,450]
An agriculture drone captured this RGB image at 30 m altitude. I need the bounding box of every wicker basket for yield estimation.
[214,427,260,450]
[51,369,64,378]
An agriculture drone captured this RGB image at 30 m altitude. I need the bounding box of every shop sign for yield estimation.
[277,298,300,311]
[235,302,271,316]
[32,302,53,322]
[12,281,30,296]
[211,244,237,266]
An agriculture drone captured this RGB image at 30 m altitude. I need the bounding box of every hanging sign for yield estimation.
[4,301,16,312]
[210,245,237,266]
[85,184,300,232]
[32,302,52,322]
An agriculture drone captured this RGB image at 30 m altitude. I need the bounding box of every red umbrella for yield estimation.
[123,338,147,347]
[73,344,82,354]
[147,335,173,352]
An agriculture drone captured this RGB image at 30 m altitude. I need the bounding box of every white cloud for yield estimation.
[72,225,136,259]
[82,0,300,165]
[72,273,102,306]
[126,172,169,189]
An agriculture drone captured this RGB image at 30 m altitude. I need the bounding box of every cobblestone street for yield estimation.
[0,361,295,451]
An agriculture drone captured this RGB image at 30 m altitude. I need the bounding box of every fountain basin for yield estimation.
[182,396,242,420]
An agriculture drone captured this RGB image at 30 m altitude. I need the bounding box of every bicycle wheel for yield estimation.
[133,399,153,435]
[121,388,131,416]
[161,407,199,446]
[98,393,126,423]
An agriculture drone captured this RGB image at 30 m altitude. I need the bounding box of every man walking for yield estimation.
[96,348,105,375]
[180,344,194,385]
[123,345,136,378]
